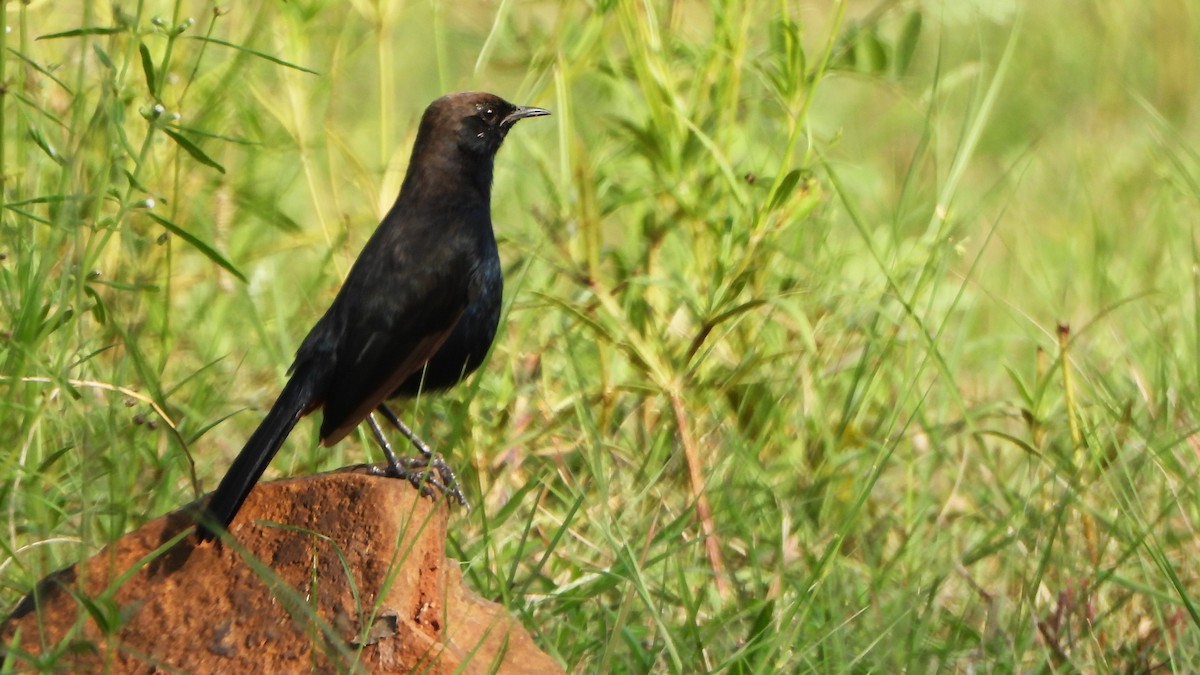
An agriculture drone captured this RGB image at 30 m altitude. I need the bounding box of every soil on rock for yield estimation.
[1,469,561,674]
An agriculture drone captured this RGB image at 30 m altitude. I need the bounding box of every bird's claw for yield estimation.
[367,453,469,508]
[367,409,469,508]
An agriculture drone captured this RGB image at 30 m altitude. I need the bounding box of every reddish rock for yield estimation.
[1,470,562,674]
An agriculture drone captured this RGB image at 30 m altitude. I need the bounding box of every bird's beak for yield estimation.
[502,105,551,127]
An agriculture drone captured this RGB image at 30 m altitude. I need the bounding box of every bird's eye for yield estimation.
[481,107,497,123]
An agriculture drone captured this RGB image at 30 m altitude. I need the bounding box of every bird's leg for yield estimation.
[366,414,418,475]
[375,404,435,460]
[369,405,468,507]
[366,413,449,495]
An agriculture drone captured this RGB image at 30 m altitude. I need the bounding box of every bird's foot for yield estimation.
[366,453,468,507]
[367,412,469,508]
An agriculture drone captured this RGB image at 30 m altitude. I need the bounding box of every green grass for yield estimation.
[2,0,1200,671]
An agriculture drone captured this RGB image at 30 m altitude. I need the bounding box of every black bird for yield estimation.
[196,92,549,541]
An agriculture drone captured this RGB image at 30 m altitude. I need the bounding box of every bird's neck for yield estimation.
[397,138,495,208]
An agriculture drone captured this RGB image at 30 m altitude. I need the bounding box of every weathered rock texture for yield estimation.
[1,470,562,674]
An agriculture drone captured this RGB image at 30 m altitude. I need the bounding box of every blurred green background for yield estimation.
[2,0,1200,671]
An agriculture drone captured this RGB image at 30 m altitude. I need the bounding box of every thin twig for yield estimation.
[1,374,199,495]
[669,391,729,598]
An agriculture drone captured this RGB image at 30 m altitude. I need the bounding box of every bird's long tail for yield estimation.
[196,375,316,541]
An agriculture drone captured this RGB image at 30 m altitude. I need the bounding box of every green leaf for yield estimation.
[730,600,777,674]
[172,124,257,146]
[37,26,124,40]
[92,44,115,70]
[769,169,803,210]
[852,29,888,74]
[162,128,226,174]
[144,212,247,282]
[4,206,51,225]
[9,89,69,130]
[895,11,923,77]
[90,278,160,293]
[36,444,75,473]
[1002,364,1035,407]
[75,595,120,633]
[122,168,151,195]
[83,284,108,326]
[39,306,74,339]
[5,194,68,207]
[767,17,805,98]
[960,526,1018,566]
[139,42,157,98]
[110,100,138,157]
[26,125,66,165]
[6,48,73,93]
[187,36,319,75]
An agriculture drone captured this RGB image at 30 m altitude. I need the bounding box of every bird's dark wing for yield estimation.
[309,209,473,445]
[318,307,464,445]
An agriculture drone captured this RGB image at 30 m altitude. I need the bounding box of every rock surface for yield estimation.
[1,469,561,674]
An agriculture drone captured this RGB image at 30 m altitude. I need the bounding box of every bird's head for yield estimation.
[399,92,550,202]
[424,91,551,157]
